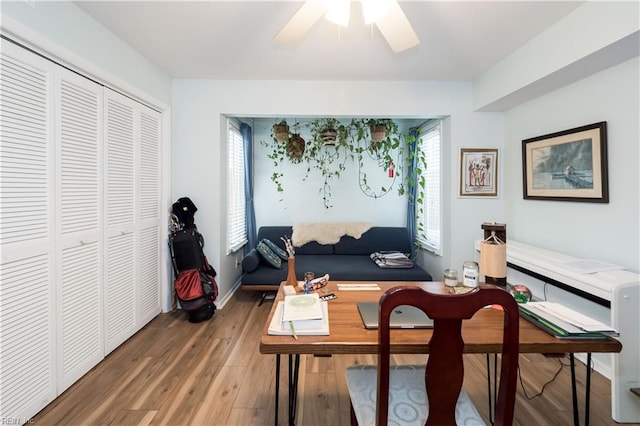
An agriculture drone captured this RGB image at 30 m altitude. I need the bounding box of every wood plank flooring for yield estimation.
[34,289,625,425]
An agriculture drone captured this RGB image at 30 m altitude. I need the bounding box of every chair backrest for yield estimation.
[376,284,519,426]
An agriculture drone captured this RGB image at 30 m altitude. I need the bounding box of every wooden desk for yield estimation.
[260,281,622,425]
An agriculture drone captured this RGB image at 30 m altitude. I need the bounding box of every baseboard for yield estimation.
[215,278,243,310]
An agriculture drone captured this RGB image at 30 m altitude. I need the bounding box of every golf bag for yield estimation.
[169,198,218,323]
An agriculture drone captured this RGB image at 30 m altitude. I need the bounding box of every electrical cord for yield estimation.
[518,357,565,400]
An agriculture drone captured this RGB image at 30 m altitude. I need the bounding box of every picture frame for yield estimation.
[522,122,608,203]
[459,148,498,197]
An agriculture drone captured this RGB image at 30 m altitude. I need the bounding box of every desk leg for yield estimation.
[288,354,301,426]
[569,353,593,426]
[273,354,302,426]
[485,354,497,425]
[275,354,280,426]
[585,353,592,426]
[570,354,579,426]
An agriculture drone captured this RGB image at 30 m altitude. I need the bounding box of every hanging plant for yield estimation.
[321,128,337,145]
[272,119,290,143]
[319,117,340,146]
[260,117,426,213]
[367,118,390,145]
[286,133,306,162]
[304,118,353,208]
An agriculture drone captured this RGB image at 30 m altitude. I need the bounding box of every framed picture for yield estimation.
[459,148,498,197]
[522,122,608,203]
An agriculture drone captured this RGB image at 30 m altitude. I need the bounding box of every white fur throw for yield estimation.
[292,222,373,246]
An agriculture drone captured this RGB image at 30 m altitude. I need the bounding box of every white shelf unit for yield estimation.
[475,239,640,423]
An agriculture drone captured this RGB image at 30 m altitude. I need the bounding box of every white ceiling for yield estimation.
[75,1,583,81]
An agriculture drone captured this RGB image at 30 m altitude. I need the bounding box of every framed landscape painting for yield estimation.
[459,148,498,197]
[522,122,608,203]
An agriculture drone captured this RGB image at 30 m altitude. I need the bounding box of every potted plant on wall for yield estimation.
[312,117,341,146]
[367,118,390,145]
[272,119,290,143]
[304,118,354,208]
[286,133,306,162]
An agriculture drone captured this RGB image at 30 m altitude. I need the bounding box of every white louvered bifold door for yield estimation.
[104,88,137,354]
[0,39,57,422]
[55,67,104,391]
[137,107,161,326]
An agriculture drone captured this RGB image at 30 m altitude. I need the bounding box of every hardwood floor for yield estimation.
[34,290,625,425]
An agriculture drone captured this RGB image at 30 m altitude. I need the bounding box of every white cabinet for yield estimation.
[137,108,162,326]
[103,89,162,354]
[104,89,137,353]
[0,39,162,421]
[55,67,105,391]
[0,40,57,422]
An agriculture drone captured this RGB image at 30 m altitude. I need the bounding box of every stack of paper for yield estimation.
[268,293,329,336]
[519,301,618,339]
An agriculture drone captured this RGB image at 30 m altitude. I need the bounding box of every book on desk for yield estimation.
[519,301,618,340]
[268,293,330,336]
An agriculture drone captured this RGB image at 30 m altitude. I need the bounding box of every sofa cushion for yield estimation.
[241,249,261,273]
[256,240,282,268]
[334,227,411,255]
[294,241,334,255]
[262,238,288,260]
[257,226,292,248]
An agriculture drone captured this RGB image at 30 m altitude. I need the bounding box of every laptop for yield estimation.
[357,302,434,329]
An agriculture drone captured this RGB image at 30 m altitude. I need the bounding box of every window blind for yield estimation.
[417,121,442,254]
[227,119,247,253]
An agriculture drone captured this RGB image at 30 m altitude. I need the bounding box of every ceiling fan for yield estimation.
[274,0,419,53]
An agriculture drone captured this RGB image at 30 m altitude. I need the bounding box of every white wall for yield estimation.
[1,0,172,106]
[474,1,639,111]
[503,57,640,273]
[171,80,504,300]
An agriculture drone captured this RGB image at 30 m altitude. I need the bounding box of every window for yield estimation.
[417,120,442,255]
[227,119,247,253]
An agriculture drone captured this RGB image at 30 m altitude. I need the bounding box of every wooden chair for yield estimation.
[345,284,519,426]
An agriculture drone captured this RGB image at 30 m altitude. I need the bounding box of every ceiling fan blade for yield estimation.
[274,0,329,44]
[375,0,419,53]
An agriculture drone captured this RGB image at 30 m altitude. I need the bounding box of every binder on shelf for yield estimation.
[519,301,618,340]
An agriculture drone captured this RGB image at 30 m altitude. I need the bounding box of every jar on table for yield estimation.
[444,269,458,287]
[462,261,479,288]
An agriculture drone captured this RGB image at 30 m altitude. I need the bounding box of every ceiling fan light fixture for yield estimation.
[325,0,351,27]
[361,0,391,24]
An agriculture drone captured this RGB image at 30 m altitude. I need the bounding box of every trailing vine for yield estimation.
[260,118,426,213]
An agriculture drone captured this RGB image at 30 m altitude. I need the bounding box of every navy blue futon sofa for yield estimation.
[241,226,432,290]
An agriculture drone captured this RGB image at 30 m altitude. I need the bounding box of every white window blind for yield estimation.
[417,120,442,255]
[227,119,247,253]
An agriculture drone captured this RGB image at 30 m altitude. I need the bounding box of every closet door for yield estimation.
[0,40,57,421]
[55,68,104,391]
[137,107,162,326]
[104,88,137,354]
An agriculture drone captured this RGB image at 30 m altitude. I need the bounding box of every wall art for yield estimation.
[459,148,498,197]
[522,122,608,202]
